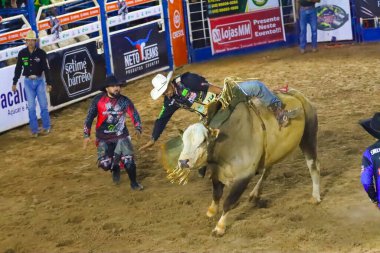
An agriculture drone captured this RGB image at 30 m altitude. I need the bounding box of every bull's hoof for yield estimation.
[249,195,261,207]
[310,197,321,205]
[206,207,217,218]
[211,224,225,237]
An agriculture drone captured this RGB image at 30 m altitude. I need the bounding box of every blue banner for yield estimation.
[356,0,380,19]
[110,23,169,81]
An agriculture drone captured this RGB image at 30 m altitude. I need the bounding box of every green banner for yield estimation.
[207,0,248,17]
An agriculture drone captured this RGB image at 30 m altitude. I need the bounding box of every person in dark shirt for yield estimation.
[12,30,52,137]
[140,72,291,152]
[140,72,291,178]
[296,0,320,53]
[359,113,380,210]
[139,71,222,152]
[83,75,144,190]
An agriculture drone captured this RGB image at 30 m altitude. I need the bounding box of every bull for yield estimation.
[176,89,321,236]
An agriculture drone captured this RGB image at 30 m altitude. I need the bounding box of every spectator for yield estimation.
[12,30,52,137]
[296,0,320,53]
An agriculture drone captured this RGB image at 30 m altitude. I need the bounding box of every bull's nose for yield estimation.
[179,159,189,169]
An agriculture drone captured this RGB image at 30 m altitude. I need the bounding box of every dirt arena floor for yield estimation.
[1,43,380,253]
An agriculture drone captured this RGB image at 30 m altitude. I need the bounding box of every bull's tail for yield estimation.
[286,89,321,202]
[287,89,318,159]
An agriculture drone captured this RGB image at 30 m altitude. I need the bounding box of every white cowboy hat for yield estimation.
[150,71,173,100]
[25,30,37,40]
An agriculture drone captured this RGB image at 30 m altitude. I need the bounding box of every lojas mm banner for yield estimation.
[168,0,188,67]
[209,8,285,55]
[356,0,380,19]
[307,0,352,42]
[0,65,42,133]
[206,0,279,18]
[111,23,169,81]
[47,41,106,106]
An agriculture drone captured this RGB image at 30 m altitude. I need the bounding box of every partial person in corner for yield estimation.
[359,112,380,210]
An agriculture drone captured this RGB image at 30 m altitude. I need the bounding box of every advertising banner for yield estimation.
[206,0,279,18]
[38,0,155,30]
[0,65,37,133]
[209,8,285,55]
[39,6,161,49]
[307,0,352,42]
[246,0,279,12]
[110,23,169,81]
[0,28,30,45]
[168,0,188,67]
[356,0,380,19]
[47,41,106,106]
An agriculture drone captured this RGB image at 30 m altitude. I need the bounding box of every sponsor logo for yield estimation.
[370,148,380,155]
[252,0,268,7]
[61,47,94,97]
[173,10,181,29]
[212,20,252,44]
[123,29,160,74]
[317,5,349,31]
[0,82,26,109]
[0,82,28,116]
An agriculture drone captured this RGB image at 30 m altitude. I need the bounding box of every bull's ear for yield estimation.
[209,128,220,139]
[178,128,184,137]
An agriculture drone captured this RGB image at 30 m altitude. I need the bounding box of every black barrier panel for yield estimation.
[47,41,106,106]
[356,0,380,19]
[111,23,169,81]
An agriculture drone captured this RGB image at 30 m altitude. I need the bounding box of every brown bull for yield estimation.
[177,89,321,236]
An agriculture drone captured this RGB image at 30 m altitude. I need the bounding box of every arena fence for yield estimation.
[0,0,173,133]
[0,0,378,133]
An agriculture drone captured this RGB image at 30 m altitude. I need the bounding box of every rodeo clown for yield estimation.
[139,71,290,152]
[83,75,144,190]
[359,112,380,210]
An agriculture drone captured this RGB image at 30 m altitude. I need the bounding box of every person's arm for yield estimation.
[139,98,179,150]
[12,52,23,91]
[125,98,142,137]
[208,84,222,95]
[41,50,52,91]
[183,72,221,94]
[152,107,177,141]
[361,150,378,204]
[83,97,99,148]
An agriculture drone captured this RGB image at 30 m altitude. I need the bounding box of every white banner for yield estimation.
[0,65,43,133]
[0,6,161,62]
[307,0,352,42]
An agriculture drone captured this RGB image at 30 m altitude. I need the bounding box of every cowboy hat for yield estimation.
[359,112,380,139]
[150,71,173,100]
[25,30,37,40]
[101,75,121,92]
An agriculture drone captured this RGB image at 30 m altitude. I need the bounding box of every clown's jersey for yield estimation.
[84,92,142,141]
